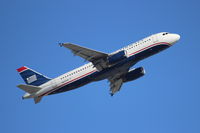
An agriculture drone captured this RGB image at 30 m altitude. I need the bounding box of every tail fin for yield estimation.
[16,66,51,86]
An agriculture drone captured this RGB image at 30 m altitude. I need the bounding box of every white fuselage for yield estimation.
[34,32,180,97]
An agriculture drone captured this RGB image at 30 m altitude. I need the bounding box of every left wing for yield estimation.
[61,43,108,71]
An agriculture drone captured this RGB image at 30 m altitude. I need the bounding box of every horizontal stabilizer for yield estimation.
[17,84,41,94]
[34,97,42,104]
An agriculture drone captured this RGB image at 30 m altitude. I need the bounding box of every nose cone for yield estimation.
[174,34,180,42]
[170,34,180,44]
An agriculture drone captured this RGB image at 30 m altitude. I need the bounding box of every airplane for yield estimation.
[16,32,180,104]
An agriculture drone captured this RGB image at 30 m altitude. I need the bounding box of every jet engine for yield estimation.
[108,50,127,64]
[123,67,145,82]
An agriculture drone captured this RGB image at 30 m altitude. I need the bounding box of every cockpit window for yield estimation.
[163,32,168,36]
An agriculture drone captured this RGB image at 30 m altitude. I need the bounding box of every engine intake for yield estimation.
[123,67,145,82]
[108,50,127,64]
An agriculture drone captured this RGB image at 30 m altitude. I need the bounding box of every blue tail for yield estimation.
[16,66,51,86]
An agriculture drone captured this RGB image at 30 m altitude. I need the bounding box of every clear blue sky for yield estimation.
[1,0,200,133]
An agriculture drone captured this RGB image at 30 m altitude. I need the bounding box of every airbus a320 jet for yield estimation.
[16,32,180,104]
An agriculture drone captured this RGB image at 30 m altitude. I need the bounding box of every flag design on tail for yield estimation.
[16,66,51,86]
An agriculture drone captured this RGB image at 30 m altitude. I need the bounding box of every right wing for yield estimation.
[61,43,109,71]
[109,77,124,96]
[107,61,137,96]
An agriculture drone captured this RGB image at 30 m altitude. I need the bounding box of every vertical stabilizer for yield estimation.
[16,66,51,86]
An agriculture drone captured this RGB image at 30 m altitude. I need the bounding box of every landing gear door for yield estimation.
[152,35,158,43]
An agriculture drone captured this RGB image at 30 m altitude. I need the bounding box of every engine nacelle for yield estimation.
[123,67,145,82]
[108,50,127,64]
